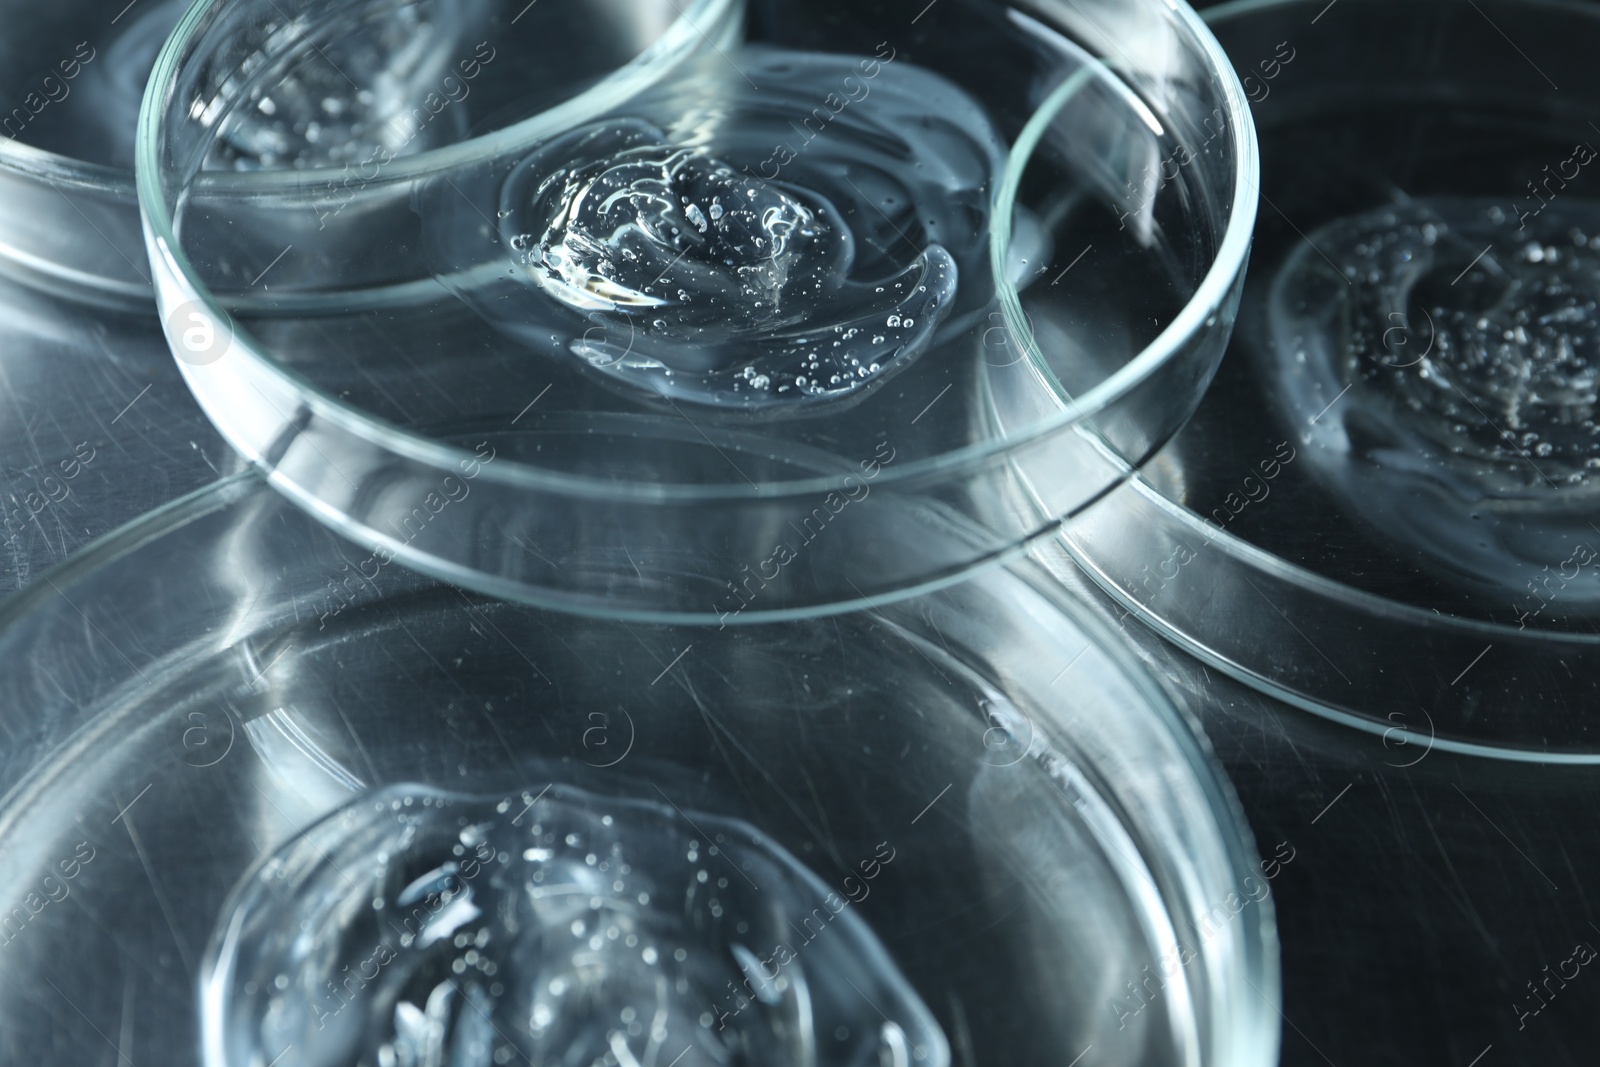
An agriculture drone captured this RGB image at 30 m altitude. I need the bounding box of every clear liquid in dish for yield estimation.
[172,13,1201,467]
[1267,196,1600,608]
[205,782,948,1067]
[432,48,1003,415]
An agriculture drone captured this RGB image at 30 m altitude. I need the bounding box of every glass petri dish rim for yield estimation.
[0,470,1261,896]
[135,0,1261,505]
[1062,474,1600,765]
[0,95,146,302]
[159,0,745,192]
[1212,0,1599,27]
[0,466,1282,1067]
[1049,0,1600,766]
[0,474,1244,857]
[0,137,130,199]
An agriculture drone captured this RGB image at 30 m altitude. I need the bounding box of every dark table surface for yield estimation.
[1046,549,1599,1067]
[7,272,1591,1067]
[1177,0,1600,1060]
[0,271,233,601]
[4,0,1596,1056]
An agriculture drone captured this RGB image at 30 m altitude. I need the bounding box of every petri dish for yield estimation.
[0,269,234,599]
[0,473,1278,1067]
[0,0,193,304]
[0,0,233,593]
[1059,0,1600,759]
[138,0,1258,621]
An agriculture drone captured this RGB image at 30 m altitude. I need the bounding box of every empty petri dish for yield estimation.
[0,0,193,303]
[138,0,1257,621]
[0,474,1278,1067]
[1059,0,1600,758]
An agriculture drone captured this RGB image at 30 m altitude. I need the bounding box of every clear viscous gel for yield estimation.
[435,45,1006,415]
[1267,197,1600,603]
[207,784,948,1067]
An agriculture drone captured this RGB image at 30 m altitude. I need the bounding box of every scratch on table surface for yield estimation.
[359,316,465,418]
[119,804,197,977]
[797,760,845,873]
[1415,791,1499,957]
[687,677,840,869]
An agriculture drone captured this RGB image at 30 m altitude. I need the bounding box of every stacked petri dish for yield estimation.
[1061,0,1600,761]
[138,0,1257,621]
[0,2,1282,1067]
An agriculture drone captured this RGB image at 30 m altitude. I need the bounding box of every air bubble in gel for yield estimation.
[1267,197,1600,605]
[198,0,492,171]
[435,48,1006,415]
[203,783,949,1067]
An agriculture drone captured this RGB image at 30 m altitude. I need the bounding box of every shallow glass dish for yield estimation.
[0,0,234,592]
[138,0,1258,621]
[0,474,1276,1067]
[0,0,194,303]
[0,269,233,600]
[1061,0,1600,760]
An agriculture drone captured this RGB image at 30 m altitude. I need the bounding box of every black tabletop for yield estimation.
[3,0,1595,1059]
[4,285,1592,1067]
[1045,550,1598,1067]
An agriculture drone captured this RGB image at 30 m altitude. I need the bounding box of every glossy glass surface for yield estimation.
[1062,0,1600,758]
[0,0,191,303]
[0,476,1276,1066]
[0,0,232,594]
[138,0,1257,621]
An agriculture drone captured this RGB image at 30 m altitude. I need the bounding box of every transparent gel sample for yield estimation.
[149,0,1241,618]
[197,0,494,171]
[1268,197,1600,603]
[204,783,949,1067]
[433,47,1005,415]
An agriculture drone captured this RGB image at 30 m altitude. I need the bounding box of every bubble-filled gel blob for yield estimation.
[203,783,949,1067]
[1268,197,1600,605]
[198,0,492,171]
[436,47,1006,415]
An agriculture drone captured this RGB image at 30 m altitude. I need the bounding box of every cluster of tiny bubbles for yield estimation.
[195,0,491,171]
[204,783,949,1067]
[435,47,1006,416]
[1266,197,1600,596]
